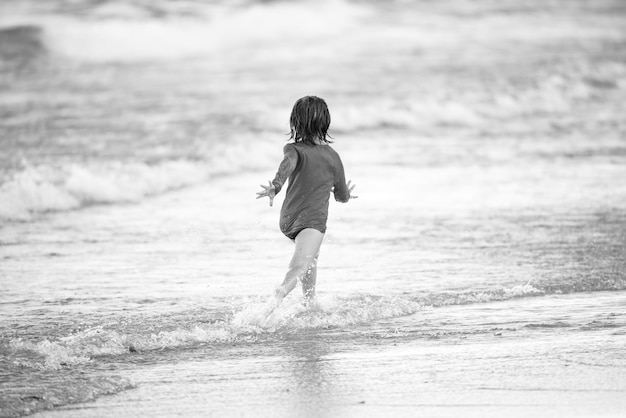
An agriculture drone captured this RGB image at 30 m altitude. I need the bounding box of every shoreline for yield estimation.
[29,292,626,418]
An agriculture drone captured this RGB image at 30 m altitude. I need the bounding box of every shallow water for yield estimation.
[1,0,626,416]
[22,292,626,418]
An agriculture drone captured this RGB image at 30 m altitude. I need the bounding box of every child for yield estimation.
[256,95,356,315]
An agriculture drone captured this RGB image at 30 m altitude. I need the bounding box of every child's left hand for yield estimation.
[256,181,276,207]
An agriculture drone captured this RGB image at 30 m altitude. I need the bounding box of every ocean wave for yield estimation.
[331,100,484,132]
[0,160,210,222]
[5,280,625,372]
[2,286,541,371]
[5,295,422,371]
[1,0,366,62]
[8,325,241,370]
[329,71,623,133]
[0,129,283,223]
[422,284,544,307]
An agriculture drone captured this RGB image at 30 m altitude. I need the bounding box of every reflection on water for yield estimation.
[280,335,336,418]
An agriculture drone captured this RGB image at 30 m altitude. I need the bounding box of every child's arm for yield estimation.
[333,156,357,203]
[271,145,298,194]
[256,145,298,207]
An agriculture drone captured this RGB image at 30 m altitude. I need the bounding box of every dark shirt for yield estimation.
[274,142,350,239]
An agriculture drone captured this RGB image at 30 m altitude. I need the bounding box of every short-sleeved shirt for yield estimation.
[279,142,350,240]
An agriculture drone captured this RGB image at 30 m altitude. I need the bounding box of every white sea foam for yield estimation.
[0,160,209,222]
[9,294,423,369]
[233,294,424,330]
[1,284,595,371]
[444,285,543,305]
[10,338,92,370]
[0,131,282,222]
[332,100,484,132]
[329,70,618,133]
[8,326,239,370]
[0,0,367,62]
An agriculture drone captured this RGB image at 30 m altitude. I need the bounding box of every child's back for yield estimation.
[280,142,350,240]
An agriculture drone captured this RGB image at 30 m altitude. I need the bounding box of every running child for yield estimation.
[256,95,357,314]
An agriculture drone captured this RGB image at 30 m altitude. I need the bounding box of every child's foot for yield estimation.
[303,297,321,312]
[262,298,279,321]
[263,287,286,320]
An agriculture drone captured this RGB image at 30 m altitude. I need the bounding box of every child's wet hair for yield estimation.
[289,96,332,144]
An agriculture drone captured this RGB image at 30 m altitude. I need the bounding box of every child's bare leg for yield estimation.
[301,257,317,303]
[273,228,324,306]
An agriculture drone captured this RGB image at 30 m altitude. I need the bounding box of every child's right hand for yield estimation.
[347,180,358,199]
[256,181,276,207]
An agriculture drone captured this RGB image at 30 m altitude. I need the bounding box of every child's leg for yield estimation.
[274,228,324,305]
[301,257,317,302]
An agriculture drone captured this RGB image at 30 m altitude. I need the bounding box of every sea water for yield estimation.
[1,0,625,417]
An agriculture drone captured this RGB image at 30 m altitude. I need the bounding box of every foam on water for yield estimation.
[317,65,624,134]
[4,277,624,371]
[233,294,425,331]
[0,132,281,222]
[1,284,577,372]
[0,0,368,62]
[8,326,242,370]
[331,100,484,132]
[5,294,423,371]
[0,160,209,222]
